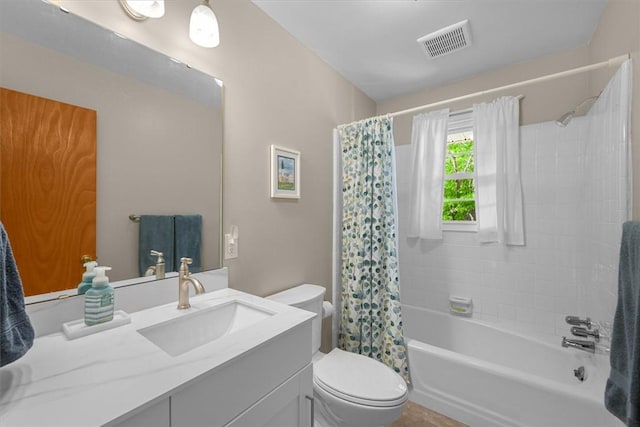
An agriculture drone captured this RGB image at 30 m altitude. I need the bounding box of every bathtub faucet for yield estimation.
[570,326,600,342]
[562,337,595,353]
[565,315,592,330]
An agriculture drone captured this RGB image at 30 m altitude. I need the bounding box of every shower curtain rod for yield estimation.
[387,53,629,118]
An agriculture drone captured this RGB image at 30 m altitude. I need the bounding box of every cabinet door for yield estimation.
[111,398,170,427]
[226,364,313,427]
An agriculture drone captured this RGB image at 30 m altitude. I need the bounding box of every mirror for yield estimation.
[0,0,223,302]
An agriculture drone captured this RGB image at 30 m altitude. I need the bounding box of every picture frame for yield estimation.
[270,145,300,199]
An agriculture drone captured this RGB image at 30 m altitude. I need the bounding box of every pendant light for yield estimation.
[190,0,220,48]
[119,0,165,20]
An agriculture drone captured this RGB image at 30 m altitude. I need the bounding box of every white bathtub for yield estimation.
[402,305,622,427]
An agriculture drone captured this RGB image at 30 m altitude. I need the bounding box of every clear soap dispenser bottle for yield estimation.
[84,266,114,326]
[77,261,98,295]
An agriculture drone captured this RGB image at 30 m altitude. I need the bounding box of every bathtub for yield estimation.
[402,305,622,427]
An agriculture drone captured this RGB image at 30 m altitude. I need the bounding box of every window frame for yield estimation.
[442,111,477,232]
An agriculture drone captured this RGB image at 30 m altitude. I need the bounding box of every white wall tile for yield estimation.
[396,109,626,341]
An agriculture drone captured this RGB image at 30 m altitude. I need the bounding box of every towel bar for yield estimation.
[129,214,140,222]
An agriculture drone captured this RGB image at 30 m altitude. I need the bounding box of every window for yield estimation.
[442,113,476,231]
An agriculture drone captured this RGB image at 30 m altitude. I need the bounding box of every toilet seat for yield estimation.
[313,349,408,408]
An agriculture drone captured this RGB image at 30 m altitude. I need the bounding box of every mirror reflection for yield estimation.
[0,0,223,302]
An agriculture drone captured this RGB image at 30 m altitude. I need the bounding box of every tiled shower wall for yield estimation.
[396,115,625,340]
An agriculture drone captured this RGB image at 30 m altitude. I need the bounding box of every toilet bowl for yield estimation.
[267,284,408,427]
[313,348,408,427]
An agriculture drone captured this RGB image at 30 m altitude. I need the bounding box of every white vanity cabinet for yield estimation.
[115,367,313,427]
[1,288,316,427]
[113,398,171,427]
[116,366,312,427]
[171,322,313,427]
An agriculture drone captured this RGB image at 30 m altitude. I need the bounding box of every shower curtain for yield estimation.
[581,58,633,323]
[336,116,409,381]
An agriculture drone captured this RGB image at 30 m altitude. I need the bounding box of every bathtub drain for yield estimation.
[573,366,586,382]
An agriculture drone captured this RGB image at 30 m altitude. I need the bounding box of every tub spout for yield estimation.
[561,337,595,353]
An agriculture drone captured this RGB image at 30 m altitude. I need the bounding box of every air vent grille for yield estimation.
[418,20,472,59]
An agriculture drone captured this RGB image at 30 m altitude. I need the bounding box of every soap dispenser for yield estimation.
[77,261,98,295]
[85,266,114,326]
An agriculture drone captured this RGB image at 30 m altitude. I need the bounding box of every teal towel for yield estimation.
[605,221,640,427]
[1,222,34,367]
[138,215,175,276]
[174,215,202,273]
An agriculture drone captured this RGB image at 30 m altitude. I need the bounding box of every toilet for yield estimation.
[268,284,408,427]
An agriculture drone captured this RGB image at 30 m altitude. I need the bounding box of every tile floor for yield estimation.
[389,401,467,427]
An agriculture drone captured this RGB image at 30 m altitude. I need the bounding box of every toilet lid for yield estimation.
[313,349,408,407]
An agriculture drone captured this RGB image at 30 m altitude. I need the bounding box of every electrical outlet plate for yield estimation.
[224,234,238,259]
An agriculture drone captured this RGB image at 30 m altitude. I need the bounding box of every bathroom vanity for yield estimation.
[0,276,315,426]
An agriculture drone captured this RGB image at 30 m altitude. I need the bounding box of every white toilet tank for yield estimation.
[267,284,326,354]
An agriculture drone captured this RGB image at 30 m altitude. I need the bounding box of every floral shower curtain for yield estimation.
[337,116,409,381]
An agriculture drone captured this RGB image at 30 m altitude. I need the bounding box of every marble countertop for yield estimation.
[0,288,314,426]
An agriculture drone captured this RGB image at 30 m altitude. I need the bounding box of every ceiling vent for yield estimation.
[417,19,472,59]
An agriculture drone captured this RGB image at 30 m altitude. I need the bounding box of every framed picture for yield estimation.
[270,145,300,199]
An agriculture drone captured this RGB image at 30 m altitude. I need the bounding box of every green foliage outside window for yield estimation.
[443,138,476,221]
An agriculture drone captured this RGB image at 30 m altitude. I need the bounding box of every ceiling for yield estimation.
[252,0,608,101]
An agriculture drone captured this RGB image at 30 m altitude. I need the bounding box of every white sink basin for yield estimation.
[137,300,274,356]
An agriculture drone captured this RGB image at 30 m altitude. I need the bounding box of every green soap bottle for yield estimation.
[77,261,98,295]
[84,266,114,326]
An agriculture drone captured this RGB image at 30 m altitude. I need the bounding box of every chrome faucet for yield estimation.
[571,326,600,342]
[565,315,592,330]
[177,257,205,310]
[562,337,595,353]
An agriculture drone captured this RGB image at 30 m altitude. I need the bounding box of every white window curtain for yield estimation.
[473,96,524,245]
[407,108,449,240]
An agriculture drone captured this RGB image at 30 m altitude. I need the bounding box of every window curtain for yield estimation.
[337,116,409,382]
[407,109,449,240]
[474,96,524,245]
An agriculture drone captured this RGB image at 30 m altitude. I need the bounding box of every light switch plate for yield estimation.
[224,234,238,259]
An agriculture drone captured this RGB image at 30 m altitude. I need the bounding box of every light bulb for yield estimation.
[189,1,220,48]
[123,0,165,19]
